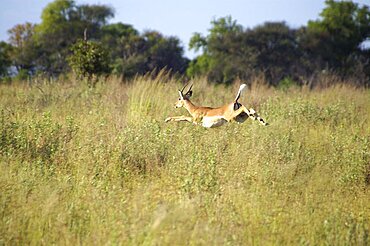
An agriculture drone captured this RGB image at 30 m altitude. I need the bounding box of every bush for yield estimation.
[68,39,110,85]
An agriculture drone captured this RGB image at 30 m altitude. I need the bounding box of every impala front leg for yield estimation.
[165,115,194,124]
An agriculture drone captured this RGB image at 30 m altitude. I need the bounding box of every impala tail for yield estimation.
[234,84,247,103]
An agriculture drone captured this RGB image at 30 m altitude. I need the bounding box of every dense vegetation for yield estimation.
[187,1,370,84]
[1,75,369,244]
[0,1,369,244]
[0,0,369,86]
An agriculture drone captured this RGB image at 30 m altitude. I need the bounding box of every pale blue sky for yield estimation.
[0,0,369,58]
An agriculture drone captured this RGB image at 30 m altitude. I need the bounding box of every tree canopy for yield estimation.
[0,41,12,79]
[1,0,369,85]
[187,1,370,85]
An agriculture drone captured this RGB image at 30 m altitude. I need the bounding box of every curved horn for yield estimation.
[180,83,188,93]
[187,84,193,93]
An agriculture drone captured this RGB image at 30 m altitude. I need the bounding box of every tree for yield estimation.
[189,2,370,85]
[243,22,301,85]
[7,23,39,75]
[34,0,114,75]
[187,16,244,83]
[0,42,12,80]
[100,23,144,76]
[100,26,188,78]
[302,0,370,73]
[4,0,188,80]
[144,31,188,74]
[188,17,300,84]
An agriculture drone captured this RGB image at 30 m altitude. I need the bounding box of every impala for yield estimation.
[165,83,268,128]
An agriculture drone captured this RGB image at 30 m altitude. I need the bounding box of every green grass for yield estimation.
[1,75,369,245]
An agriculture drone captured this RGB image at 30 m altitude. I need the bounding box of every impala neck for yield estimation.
[183,99,198,116]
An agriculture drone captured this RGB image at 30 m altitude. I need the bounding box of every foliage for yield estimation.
[302,0,370,78]
[4,0,188,79]
[188,1,370,85]
[143,31,189,74]
[0,41,12,80]
[101,26,189,78]
[187,16,244,83]
[7,23,38,75]
[34,0,114,75]
[187,19,302,84]
[67,39,110,82]
[307,0,369,58]
[2,0,370,85]
[0,75,369,244]
[246,22,301,85]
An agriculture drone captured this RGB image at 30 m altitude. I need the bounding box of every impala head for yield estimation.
[175,83,193,108]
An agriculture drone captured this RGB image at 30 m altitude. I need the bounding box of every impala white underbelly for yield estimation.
[202,116,227,128]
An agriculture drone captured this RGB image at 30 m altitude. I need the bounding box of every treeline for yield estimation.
[0,0,369,86]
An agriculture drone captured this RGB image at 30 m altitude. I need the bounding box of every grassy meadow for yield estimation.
[1,74,370,245]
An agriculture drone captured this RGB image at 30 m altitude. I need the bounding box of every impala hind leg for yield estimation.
[248,108,268,126]
[165,116,194,124]
[226,105,251,122]
[228,106,268,126]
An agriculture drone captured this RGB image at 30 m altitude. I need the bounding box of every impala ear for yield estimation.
[184,84,193,98]
[178,90,184,100]
[184,90,192,98]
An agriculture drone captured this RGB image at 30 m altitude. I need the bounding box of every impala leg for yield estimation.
[228,106,268,126]
[248,108,256,120]
[225,105,251,121]
[165,116,194,124]
[248,107,268,126]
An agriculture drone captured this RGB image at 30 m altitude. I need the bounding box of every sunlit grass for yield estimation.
[1,75,369,245]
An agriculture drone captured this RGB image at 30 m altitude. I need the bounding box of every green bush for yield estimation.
[68,39,110,85]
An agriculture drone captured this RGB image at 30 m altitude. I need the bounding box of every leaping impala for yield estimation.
[165,83,268,128]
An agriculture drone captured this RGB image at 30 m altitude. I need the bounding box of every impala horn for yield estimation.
[180,83,188,94]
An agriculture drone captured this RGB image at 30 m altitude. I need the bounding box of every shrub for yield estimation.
[68,39,110,86]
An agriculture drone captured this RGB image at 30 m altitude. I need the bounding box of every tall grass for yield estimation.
[1,74,369,245]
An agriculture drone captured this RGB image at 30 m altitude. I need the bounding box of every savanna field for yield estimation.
[0,74,369,245]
